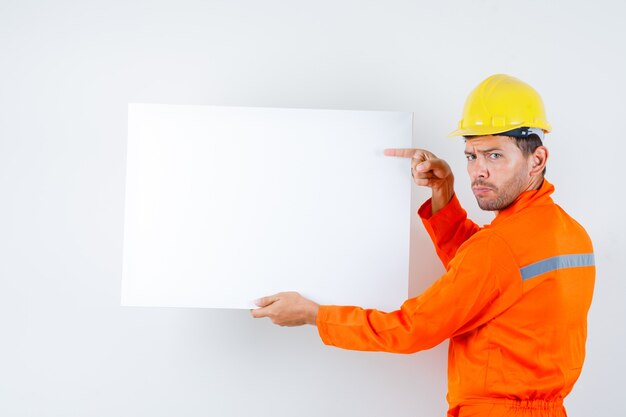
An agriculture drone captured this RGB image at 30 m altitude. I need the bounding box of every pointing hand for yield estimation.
[384,148,454,214]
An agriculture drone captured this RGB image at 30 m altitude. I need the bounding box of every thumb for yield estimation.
[254,294,279,307]
[416,159,450,178]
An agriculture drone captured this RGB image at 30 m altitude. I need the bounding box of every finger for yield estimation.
[384,148,419,158]
[254,294,279,307]
[414,171,436,184]
[414,177,434,187]
[251,306,269,318]
[411,157,422,171]
[412,162,427,175]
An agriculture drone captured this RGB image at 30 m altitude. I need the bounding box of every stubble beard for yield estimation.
[474,174,527,211]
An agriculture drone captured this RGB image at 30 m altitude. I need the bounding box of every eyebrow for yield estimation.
[464,147,503,154]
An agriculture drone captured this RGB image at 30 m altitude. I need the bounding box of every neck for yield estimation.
[526,175,544,192]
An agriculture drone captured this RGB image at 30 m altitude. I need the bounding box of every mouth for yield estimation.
[472,186,493,196]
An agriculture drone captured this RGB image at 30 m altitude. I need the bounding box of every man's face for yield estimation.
[464,135,533,211]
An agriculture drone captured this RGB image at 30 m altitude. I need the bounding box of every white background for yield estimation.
[1,1,624,416]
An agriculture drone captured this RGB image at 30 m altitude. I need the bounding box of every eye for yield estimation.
[465,154,476,161]
[488,153,502,160]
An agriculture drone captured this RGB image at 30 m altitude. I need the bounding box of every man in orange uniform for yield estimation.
[252,74,595,417]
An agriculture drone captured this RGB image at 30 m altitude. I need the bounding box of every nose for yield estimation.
[469,155,489,180]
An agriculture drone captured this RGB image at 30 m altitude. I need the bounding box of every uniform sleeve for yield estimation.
[418,194,481,268]
[316,233,523,354]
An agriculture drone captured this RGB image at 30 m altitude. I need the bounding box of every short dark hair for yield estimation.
[512,134,543,157]
[511,134,546,175]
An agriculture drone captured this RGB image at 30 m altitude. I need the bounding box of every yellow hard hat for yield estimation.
[449,74,552,137]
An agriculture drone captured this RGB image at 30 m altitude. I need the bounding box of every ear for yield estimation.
[529,146,548,177]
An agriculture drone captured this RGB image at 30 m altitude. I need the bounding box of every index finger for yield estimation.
[384,148,418,158]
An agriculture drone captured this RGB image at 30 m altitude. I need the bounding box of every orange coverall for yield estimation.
[316,180,595,416]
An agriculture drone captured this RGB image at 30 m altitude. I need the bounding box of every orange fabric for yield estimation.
[316,180,595,416]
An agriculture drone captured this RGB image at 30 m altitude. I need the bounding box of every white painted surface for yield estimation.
[1,1,624,416]
[122,104,411,309]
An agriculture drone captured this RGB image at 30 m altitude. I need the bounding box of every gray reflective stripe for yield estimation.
[520,254,595,281]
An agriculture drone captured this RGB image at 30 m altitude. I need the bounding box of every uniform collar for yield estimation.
[491,179,555,226]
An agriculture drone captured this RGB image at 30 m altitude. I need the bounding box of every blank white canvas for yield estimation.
[122,104,413,310]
